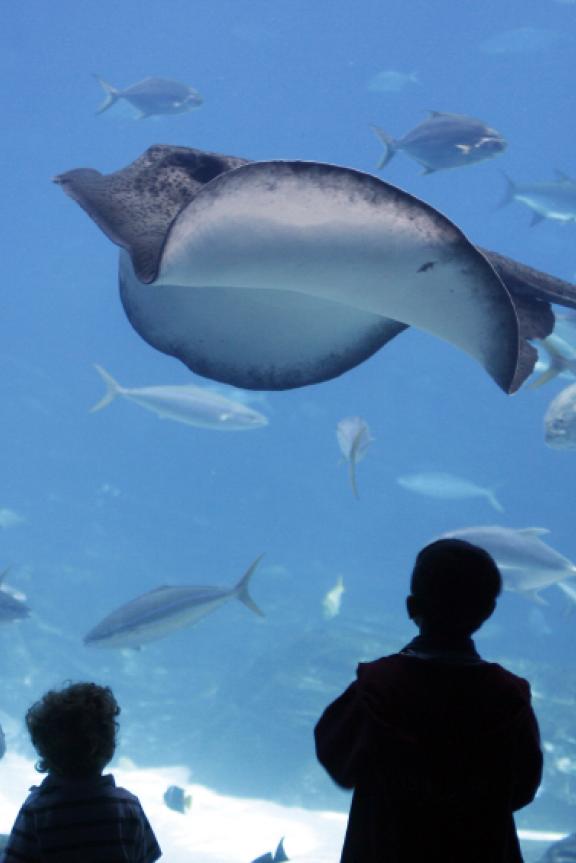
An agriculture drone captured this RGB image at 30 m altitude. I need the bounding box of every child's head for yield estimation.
[407,539,502,637]
[26,682,120,779]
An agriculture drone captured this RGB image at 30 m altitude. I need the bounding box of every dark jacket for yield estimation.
[315,636,543,863]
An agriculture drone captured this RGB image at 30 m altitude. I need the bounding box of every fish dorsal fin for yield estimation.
[517,527,550,537]
[555,169,575,184]
[428,110,444,118]
[55,146,249,284]
[274,837,289,862]
[0,568,8,586]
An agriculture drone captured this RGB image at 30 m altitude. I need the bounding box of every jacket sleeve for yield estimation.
[314,680,369,789]
[508,698,543,811]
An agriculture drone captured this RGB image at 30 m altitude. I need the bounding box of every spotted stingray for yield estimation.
[54,145,576,393]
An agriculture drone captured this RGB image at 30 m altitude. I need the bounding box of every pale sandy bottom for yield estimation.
[0,754,566,863]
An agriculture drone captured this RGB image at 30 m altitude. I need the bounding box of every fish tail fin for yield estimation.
[235,555,265,617]
[496,173,516,209]
[93,74,120,115]
[530,367,561,389]
[555,580,576,606]
[530,339,568,388]
[487,490,504,512]
[90,364,121,412]
[370,125,397,170]
[529,591,548,607]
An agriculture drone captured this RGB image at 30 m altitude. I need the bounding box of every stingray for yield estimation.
[54,145,576,393]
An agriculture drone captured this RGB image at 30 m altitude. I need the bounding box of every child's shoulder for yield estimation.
[480,660,532,698]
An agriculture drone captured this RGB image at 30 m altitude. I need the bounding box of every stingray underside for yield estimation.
[120,253,408,389]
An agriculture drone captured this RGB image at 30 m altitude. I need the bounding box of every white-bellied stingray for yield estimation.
[55,145,576,393]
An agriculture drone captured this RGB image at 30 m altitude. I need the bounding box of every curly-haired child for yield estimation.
[2,682,161,862]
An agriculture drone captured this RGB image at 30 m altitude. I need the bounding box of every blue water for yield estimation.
[2,0,576,840]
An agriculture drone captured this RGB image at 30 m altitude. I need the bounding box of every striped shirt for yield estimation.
[1,773,161,863]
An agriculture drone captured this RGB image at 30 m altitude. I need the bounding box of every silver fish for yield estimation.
[0,571,30,624]
[84,556,264,649]
[480,26,563,55]
[366,69,419,93]
[498,172,576,226]
[397,471,503,511]
[372,111,507,173]
[336,417,372,499]
[91,365,268,430]
[56,146,576,394]
[544,382,576,449]
[440,525,576,600]
[94,75,202,118]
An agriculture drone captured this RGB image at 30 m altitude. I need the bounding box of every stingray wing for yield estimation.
[151,159,527,392]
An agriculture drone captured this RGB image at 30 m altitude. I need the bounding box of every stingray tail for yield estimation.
[496,173,516,209]
[371,125,397,170]
[235,555,265,617]
[90,364,121,412]
[93,75,120,115]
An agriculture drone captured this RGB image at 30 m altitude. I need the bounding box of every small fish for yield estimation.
[498,172,576,226]
[91,365,268,431]
[84,556,264,649]
[0,508,25,529]
[94,75,202,118]
[322,576,345,619]
[480,26,563,55]
[366,69,419,93]
[0,570,29,624]
[250,838,289,863]
[531,335,576,388]
[397,472,503,511]
[440,525,576,601]
[163,784,192,814]
[372,111,506,173]
[544,382,576,449]
[336,417,373,499]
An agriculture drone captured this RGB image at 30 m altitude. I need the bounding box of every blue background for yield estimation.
[1,0,576,833]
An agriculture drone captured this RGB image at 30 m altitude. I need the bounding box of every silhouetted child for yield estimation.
[2,682,161,863]
[315,539,543,863]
